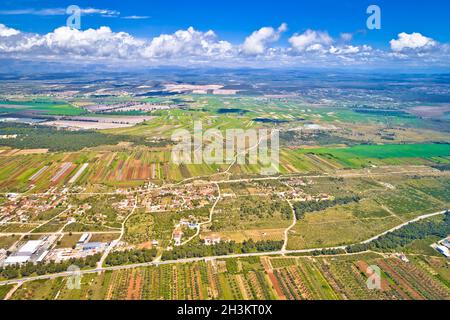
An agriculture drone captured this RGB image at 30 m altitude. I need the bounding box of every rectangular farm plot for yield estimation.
[29,165,49,181]
[51,162,75,183]
[69,163,89,184]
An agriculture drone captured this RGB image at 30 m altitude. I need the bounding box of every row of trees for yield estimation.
[293,195,361,220]
[310,248,347,256]
[104,249,157,266]
[0,254,101,280]
[347,211,450,253]
[162,240,284,261]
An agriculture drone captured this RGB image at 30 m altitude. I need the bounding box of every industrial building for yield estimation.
[78,233,90,245]
[436,245,450,258]
[4,240,43,265]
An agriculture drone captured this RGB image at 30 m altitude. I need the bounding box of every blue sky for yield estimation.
[0,0,449,69]
[2,0,449,46]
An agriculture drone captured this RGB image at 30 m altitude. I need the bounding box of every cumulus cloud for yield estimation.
[0,23,448,69]
[41,26,145,59]
[242,23,287,55]
[0,25,232,62]
[0,24,20,37]
[289,29,333,52]
[390,32,437,52]
[143,27,232,59]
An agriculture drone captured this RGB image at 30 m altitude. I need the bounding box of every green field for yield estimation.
[296,143,450,168]
[0,100,84,116]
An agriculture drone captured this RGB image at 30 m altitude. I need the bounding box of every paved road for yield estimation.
[1,210,446,287]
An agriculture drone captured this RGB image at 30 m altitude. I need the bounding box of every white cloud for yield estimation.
[0,8,120,17]
[143,27,232,59]
[289,29,333,52]
[122,16,150,20]
[390,32,437,52]
[0,25,233,61]
[41,26,144,59]
[0,24,20,37]
[242,23,287,55]
[340,33,353,42]
[0,23,448,69]
[0,26,145,58]
[329,45,360,55]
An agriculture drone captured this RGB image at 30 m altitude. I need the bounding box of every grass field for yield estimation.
[0,284,13,300]
[0,235,20,249]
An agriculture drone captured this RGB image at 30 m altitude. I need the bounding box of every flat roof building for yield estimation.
[436,245,450,258]
[83,242,105,251]
[17,240,43,256]
[78,233,90,244]
[4,255,30,265]
[442,238,450,249]
[35,250,49,263]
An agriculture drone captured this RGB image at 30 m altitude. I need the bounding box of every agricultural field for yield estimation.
[287,175,450,250]
[3,253,449,300]
[294,143,450,169]
[0,99,85,116]
[1,74,450,302]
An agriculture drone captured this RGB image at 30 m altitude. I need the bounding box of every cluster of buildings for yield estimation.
[172,218,200,246]
[0,193,65,224]
[1,232,109,267]
[3,236,57,266]
[144,184,216,213]
[171,217,222,247]
[46,233,108,263]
